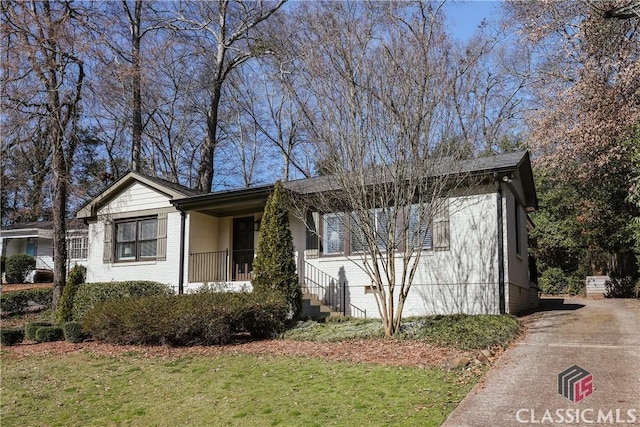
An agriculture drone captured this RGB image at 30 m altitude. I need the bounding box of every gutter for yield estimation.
[494,173,506,314]
[177,207,186,295]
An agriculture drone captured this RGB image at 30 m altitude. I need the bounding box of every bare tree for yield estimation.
[169,0,287,192]
[2,0,87,306]
[284,1,485,336]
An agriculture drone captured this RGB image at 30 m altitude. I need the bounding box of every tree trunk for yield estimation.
[51,137,68,309]
[130,0,143,172]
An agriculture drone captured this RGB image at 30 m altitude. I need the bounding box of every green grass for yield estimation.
[1,352,475,427]
[283,315,521,349]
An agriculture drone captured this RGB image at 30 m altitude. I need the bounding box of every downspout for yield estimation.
[177,207,186,295]
[495,173,506,314]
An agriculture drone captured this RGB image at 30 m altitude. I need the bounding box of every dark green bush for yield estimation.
[25,322,53,341]
[0,288,53,314]
[252,181,302,319]
[35,326,64,343]
[1,328,24,346]
[57,265,86,323]
[539,267,568,295]
[83,292,288,346]
[606,276,638,298]
[62,321,86,343]
[5,254,36,284]
[72,281,173,320]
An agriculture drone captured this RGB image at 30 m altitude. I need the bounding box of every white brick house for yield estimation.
[78,151,539,317]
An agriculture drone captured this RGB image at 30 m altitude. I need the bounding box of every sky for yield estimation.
[444,1,504,41]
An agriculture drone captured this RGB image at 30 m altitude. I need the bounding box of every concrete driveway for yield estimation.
[443,298,640,427]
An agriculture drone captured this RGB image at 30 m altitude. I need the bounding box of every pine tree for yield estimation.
[252,181,301,319]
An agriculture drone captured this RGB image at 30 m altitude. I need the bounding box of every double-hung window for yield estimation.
[319,201,448,256]
[115,217,158,262]
[408,204,433,250]
[322,213,344,255]
[67,236,88,260]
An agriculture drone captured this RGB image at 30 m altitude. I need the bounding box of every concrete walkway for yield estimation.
[442,298,640,427]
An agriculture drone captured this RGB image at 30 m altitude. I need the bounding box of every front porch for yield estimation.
[188,249,255,283]
[187,248,366,319]
[177,193,367,318]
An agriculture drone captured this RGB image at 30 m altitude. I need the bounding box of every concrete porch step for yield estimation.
[301,291,341,320]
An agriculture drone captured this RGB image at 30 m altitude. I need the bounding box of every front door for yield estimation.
[232,217,255,281]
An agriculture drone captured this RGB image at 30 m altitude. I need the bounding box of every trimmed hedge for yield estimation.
[83,292,288,346]
[72,281,173,320]
[25,322,53,341]
[1,328,24,346]
[62,321,86,343]
[0,288,53,314]
[35,326,64,343]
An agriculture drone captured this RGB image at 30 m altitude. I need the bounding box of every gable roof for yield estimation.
[76,171,204,219]
[171,185,274,217]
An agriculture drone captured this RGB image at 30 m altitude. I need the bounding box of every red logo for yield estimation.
[558,365,593,402]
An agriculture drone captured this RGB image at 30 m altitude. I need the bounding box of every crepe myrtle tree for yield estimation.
[283,2,485,336]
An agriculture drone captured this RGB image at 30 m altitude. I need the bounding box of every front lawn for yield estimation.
[1,351,475,427]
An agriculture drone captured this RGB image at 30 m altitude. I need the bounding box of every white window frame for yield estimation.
[322,213,345,255]
[67,236,88,260]
[114,217,158,262]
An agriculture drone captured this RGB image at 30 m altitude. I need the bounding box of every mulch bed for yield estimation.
[1,283,54,293]
[2,338,474,370]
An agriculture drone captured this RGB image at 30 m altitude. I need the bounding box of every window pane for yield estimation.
[139,219,157,240]
[350,214,366,253]
[116,242,136,260]
[409,204,432,249]
[117,222,136,241]
[377,209,400,251]
[323,213,344,254]
[139,240,157,257]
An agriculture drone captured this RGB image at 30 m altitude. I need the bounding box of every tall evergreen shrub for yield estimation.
[56,264,85,323]
[252,181,301,319]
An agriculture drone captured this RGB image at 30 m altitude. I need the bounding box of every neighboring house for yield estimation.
[77,151,539,317]
[0,219,88,283]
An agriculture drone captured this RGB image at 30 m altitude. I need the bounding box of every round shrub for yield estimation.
[25,322,53,341]
[62,321,86,343]
[5,254,36,284]
[539,267,568,295]
[1,328,25,346]
[35,326,65,343]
